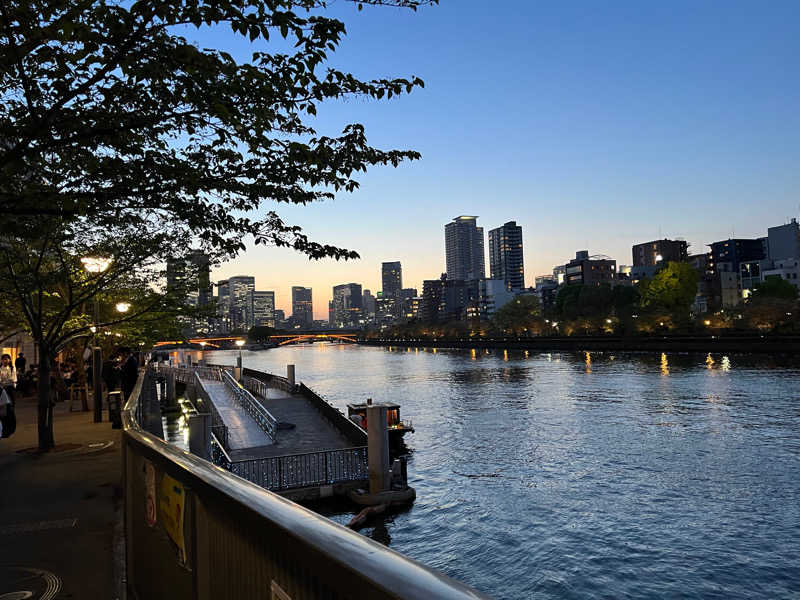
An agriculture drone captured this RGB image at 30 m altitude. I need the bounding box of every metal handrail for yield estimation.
[222,369,278,442]
[211,441,369,492]
[194,370,230,450]
[195,365,222,381]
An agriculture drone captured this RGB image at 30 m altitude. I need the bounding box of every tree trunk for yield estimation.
[37,350,54,451]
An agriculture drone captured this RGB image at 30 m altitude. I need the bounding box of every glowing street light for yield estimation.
[655,254,663,263]
[235,339,245,375]
[115,302,131,313]
[81,256,111,424]
[81,256,112,273]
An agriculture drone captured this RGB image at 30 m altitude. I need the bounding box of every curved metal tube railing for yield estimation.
[221,369,278,442]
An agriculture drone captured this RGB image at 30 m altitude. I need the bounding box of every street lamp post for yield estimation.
[235,339,245,381]
[82,257,111,423]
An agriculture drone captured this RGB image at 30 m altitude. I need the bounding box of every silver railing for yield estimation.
[221,369,278,442]
[194,365,222,381]
[194,370,230,450]
[211,439,368,491]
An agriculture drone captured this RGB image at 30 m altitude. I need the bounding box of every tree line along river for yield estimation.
[194,344,800,600]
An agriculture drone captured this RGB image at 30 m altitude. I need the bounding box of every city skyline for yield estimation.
[211,214,800,321]
[200,1,800,320]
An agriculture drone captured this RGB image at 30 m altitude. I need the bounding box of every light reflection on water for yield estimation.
[202,345,800,600]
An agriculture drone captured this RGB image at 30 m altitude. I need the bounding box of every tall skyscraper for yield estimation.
[488,221,524,291]
[166,250,212,307]
[445,216,485,281]
[228,275,255,330]
[381,261,402,298]
[216,279,230,330]
[331,283,363,328]
[291,286,313,327]
[252,290,275,328]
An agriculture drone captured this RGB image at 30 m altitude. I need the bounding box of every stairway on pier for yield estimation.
[200,375,355,460]
[201,381,274,460]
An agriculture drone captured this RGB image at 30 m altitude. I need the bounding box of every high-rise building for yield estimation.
[216,279,230,331]
[228,276,255,330]
[767,219,800,260]
[381,262,402,298]
[565,251,616,286]
[445,216,485,281]
[708,239,766,275]
[166,250,212,307]
[291,286,313,327]
[331,283,362,328]
[488,221,524,291]
[420,274,478,323]
[477,279,515,319]
[165,251,214,335]
[375,295,397,328]
[398,288,418,321]
[252,291,275,328]
[273,309,286,329]
[362,289,376,320]
[421,276,446,323]
[632,239,688,267]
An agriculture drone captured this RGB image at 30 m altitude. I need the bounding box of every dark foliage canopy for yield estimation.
[1,0,436,259]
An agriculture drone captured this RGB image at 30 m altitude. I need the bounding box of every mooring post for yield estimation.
[188,412,211,460]
[287,364,296,387]
[166,371,176,410]
[367,404,390,495]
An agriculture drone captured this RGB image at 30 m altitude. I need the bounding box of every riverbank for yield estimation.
[360,335,800,354]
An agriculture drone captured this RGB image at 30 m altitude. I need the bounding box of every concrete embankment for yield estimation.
[360,335,800,354]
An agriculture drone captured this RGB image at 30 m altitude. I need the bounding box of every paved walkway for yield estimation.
[0,397,123,599]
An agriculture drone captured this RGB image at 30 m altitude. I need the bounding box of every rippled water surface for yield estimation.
[205,345,800,599]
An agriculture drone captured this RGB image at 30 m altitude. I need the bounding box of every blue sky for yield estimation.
[191,0,800,318]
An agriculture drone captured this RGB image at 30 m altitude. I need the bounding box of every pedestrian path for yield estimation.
[0,398,123,599]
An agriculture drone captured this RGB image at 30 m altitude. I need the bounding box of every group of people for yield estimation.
[0,347,139,439]
[101,347,140,402]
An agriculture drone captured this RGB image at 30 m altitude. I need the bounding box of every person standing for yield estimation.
[0,354,17,407]
[14,352,26,374]
[102,355,121,395]
[119,347,139,402]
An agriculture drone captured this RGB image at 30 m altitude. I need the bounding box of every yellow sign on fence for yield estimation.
[159,473,186,563]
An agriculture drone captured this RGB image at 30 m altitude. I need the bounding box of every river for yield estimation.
[200,344,800,599]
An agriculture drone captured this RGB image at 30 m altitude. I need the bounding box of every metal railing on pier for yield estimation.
[194,370,230,450]
[221,369,278,442]
[123,367,487,599]
[211,437,368,491]
[242,371,294,395]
